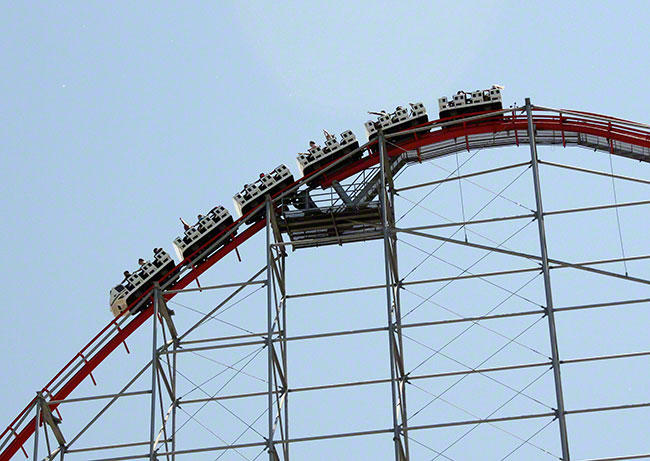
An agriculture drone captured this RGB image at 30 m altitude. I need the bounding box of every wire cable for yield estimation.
[404,332,550,409]
[176,358,267,440]
[403,275,547,363]
[428,368,553,460]
[409,373,556,460]
[608,152,629,276]
[189,350,267,384]
[399,165,533,283]
[424,156,533,212]
[395,147,484,224]
[175,346,266,434]
[402,218,539,320]
[400,229,540,309]
[179,348,266,401]
[455,151,469,242]
[176,405,251,461]
[498,417,558,461]
[407,316,546,423]
[214,407,269,461]
[170,284,266,337]
[408,436,456,461]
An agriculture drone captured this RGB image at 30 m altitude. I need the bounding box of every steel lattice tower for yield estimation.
[2,101,650,461]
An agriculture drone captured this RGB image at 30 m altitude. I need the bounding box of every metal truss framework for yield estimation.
[4,101,650,461]
[379,129,410,460]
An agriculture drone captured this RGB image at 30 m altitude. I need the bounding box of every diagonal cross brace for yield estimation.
[155,289,178,340]
[37,396,66,449]
[351,154,408,206]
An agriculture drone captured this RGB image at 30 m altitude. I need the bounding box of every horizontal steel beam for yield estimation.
[288,253,650,300]
[397,227,650,286]
[86,401,650,460]
[552,254,650,268]
[181,331,274,346]
[567,401,650,416]
[166,296,650,355]
[160,339,264,355]
[539,159,650,186]
[176,265,269,343]
[403,295,650,331]
[164,280,266,294]
[398,197,650,233]
[179,349,650,404]
[398,213,536,232]
[396,161,531,192]
[48,390,151,405]
[545,199,650,217]
[580,454,650,461]
[271,232,383,249]
[287,267,541,299]
[66,439,171,454]
[180,361,553,405]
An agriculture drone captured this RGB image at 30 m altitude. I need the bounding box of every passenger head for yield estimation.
[123,270,130,278]
[197,214,204,220]
[309,141,316,148]
[138,258,145,265]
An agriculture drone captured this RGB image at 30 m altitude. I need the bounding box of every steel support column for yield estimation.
[32,395,41,461]
[278,240,289,461]
[526,98,571,460]
[171,340,177,461]
[278,234,289,460]
[155,285,179,461]
[149,286,160,460]
[266,198,275,460]
[378,129,410,460]
[266,197,290,460]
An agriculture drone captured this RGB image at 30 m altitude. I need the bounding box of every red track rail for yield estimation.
[322,110,650,186]
[0,220,265,460]
[2,107,649,460]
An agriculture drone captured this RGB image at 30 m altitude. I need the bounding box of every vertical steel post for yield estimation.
[389,171,410,459]
[149,286,160,460]
[378,129,407,460]
[526,98,571,460]
[268,202,289,461]
[281,252,289,461]
[171,340,177,461]
[266,198,275,460]
[32,396,41,461]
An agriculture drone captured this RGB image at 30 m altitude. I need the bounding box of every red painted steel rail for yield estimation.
[1,107,649,460]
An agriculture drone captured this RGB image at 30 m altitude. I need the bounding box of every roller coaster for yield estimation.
[2,94,650,461]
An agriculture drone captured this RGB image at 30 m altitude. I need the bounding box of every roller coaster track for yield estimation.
[2,105,649,460]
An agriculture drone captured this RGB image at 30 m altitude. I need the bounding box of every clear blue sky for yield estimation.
[1,2,649,460]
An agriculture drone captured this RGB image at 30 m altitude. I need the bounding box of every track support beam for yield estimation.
[171,339,178,461]
[149,286,161,460]
[526,98,571,460]
[266,197,290,460]
[378,129,410,460]
[331,180,352,205]
[32,396,40,461]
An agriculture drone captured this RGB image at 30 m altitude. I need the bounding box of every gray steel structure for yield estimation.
[378,129,410,460]
[6,100,650,461]
[526,99,570,460]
